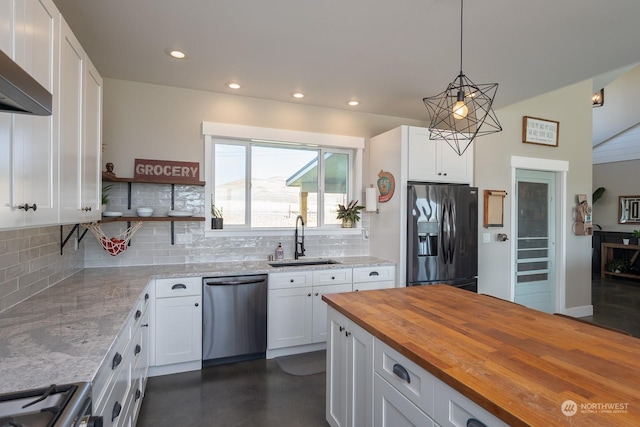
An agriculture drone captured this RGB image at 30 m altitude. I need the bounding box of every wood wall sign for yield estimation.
[522,116,559,147]
[134,158,200,184]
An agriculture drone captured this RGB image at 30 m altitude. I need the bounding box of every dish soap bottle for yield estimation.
[275,242,284,260]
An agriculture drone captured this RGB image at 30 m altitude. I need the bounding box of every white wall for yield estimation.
[475,80,594,311]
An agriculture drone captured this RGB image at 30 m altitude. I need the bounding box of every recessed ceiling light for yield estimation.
[168,50,186,59]
[292,92,305,99]
[227,83,241,90]
[347,100,360,106]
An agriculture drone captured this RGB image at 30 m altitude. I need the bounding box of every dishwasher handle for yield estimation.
[204,276,267,287]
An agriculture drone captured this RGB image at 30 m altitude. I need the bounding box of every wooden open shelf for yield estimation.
[600,242,640,280]
[102,172,205,186]
[100,216,205,223]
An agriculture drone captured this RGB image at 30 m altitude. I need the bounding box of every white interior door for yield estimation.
[515,169,556,312]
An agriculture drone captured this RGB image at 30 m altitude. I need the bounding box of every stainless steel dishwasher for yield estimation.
[202,275,268,366]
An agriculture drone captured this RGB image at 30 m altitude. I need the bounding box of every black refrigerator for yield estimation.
[407,182,478,291]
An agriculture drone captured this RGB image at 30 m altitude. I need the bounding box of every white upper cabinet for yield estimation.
[0,0,59,230]
[407,126,473,184]
[58,17,101,224]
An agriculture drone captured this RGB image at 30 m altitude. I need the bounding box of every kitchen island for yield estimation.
[323,285,640,426]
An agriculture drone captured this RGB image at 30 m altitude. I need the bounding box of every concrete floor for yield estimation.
[137,276,639,426]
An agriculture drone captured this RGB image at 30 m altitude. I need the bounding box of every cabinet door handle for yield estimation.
[345,330,351,337]
[369,271,379,276]
[135,309,142,320]
[145,293,149,301]
[339,326,345,332]
[134,344,141,355]
[307,293,312,297]
[290,279,294,283]
[82,206,92,211]
[392,363,411,383]
[18,203,37,212]
[331,276,335,280]
[467,419,487,427]
[172,283,187,290]
[315,292,319,296]
[111,401,122,422]
[112,352,122,370]
[135,388,142,401]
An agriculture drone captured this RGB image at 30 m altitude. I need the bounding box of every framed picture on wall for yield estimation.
[522,116,559,147]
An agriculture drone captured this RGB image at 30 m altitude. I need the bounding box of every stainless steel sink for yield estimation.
[268,258,340,267]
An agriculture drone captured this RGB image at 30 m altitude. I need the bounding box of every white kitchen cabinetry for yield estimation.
[407,126,473,184]
[149,277,202,376]
[352,266,395,292]
[370,125,472,286]
[0,0,59,229]
[268,269,352,355]
[326,309,374,427]
[58,17,101,224]
[326,306,505,427]
[93,284,150,427]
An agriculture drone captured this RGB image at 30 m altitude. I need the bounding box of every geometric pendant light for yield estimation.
[423,0,502,156]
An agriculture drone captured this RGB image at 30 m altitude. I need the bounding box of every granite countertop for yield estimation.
[0,256,392,394]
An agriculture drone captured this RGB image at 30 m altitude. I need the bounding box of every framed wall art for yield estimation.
[522,116,559,147]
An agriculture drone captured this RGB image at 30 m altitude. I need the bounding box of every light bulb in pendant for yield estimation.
[452,90,468,120]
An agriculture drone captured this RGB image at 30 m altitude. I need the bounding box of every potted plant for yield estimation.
[633,229,640,245]
[336,200,365,228]
[605,258,629,274]
[211,202,223,229]
[101,184,113,212]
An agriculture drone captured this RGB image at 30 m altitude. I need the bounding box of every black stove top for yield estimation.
[0,383,92,427]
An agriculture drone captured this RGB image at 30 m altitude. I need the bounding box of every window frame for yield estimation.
[203,122,364,236]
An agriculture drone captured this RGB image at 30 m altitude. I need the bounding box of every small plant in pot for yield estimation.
[101,184,113,212]
[633,229,640,245]
[336,200,364,228]
[211,203,223,229]
[605,258,629,274]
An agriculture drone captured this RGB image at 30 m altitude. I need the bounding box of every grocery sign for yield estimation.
[133,158,200,184]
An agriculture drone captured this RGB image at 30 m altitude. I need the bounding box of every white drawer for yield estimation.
[353,280,395,292]
[434,378,509,427]
[268,271,313,290]
[312,268,352,286]
[374,339,435,416]
[155,277,202,298]
[353,266,395,283]
[93,313,134,409]
[96,344,133,427]
[374,373,436,427]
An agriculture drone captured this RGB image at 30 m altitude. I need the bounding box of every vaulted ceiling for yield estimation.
[52,0,640,161]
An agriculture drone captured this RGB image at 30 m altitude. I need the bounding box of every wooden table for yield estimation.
[323,285,640,426]
[601,242,640,279]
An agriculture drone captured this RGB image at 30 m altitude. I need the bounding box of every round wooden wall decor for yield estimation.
[377,170,395,203]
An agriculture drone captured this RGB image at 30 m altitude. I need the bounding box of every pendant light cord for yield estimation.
[459,0,464,76]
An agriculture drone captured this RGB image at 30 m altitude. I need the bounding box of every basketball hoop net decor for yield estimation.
[83,222,143,256]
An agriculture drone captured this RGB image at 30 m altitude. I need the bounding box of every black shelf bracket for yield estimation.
[60,224,89,255]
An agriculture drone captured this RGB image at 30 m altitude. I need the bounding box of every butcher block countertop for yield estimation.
[323,285,640,426]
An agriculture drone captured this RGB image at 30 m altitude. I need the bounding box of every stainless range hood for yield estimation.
[0,49,52,116]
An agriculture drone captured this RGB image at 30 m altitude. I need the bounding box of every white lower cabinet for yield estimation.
[326,309,374,427]
[352,266,395,292]
[268,285,313,349]
[327,305,505,427]
[93,284,150,427]
[150,277,202,376]
[373,374,435,427]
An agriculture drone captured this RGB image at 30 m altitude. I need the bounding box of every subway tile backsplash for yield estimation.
[0,226,83,313]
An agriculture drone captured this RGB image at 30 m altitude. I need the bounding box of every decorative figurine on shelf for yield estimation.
[105,162,115,175]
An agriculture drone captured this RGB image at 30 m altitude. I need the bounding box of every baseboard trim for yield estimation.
[148,360,201,377]
[562,305,593,318]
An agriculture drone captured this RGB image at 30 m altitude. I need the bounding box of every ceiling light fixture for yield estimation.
[422,0,502,156]
[347,100,360,106]
[592,88,604,107]
[228,82,241,90]
[167,50,186,59]
[292,92,305,99]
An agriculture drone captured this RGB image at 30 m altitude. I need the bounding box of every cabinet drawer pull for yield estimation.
[290,279,294,283]
[145,293,149,301]
[369,271,379,276]
[134,344,141,355]
[135,309,142,320]
[18,203,37,212]
[172,283,187,290]
[392,363,410,383]
[331,276,335,280]
[315,292,319,296]
[467,419,487,427]
[339,326,345,332]
[112,352,122,370]
[307,293,312,297]
[135,388,142,401]
[111,401,122,421]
